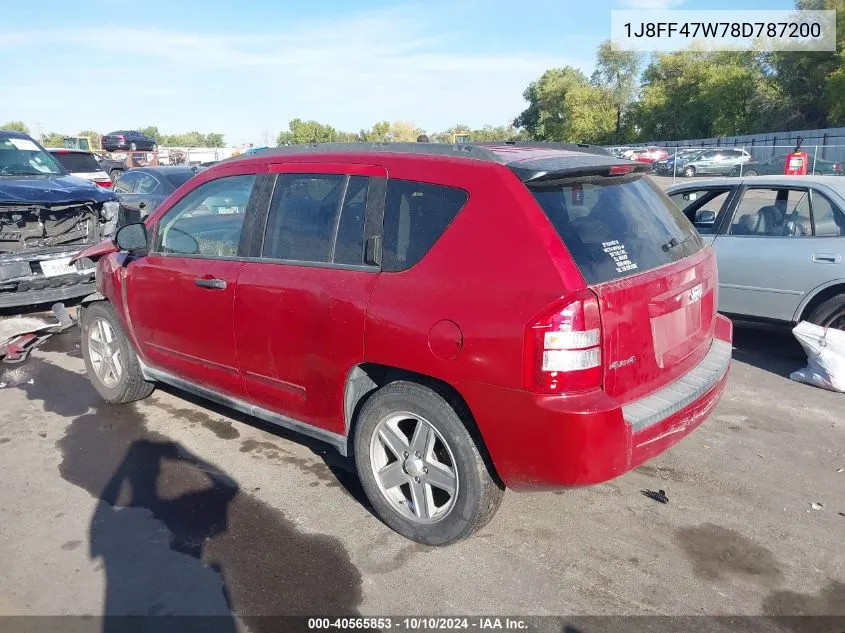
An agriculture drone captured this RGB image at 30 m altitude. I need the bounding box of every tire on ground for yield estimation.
[807,294,845,330]
[81,301,155,404]
[353,380,504,546]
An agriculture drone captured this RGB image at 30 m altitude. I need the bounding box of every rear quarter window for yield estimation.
[530,175,703,285]
[382,180,468,272]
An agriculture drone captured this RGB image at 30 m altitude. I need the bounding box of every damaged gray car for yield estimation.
[0,130,119,309]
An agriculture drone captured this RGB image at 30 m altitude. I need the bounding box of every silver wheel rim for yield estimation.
[88,317,122,388]
[370,412,459,524]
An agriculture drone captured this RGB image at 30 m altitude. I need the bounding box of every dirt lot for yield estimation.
[0,171,843,630]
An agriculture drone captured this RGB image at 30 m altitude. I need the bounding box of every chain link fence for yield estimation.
[641,144,845,184]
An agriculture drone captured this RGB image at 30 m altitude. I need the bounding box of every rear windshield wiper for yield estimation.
[661,234,695,252]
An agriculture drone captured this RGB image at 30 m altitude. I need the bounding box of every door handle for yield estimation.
[195,278,227,289]
[812,253,841,264]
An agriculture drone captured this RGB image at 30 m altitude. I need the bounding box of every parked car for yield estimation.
[729,154,843,177]
[101,131,157,152]
[634,147,670,164]
[679,149,752,177]
[112,166,203,226]
[652,149,704,175]
[47,148,112,188]
[74,142,732,545]
[0,130,119,309]
[667,176,845,330]
[94,153,127,182]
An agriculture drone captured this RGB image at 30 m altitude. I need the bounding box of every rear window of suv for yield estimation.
[529,174,702,284]
[50,152,101,173]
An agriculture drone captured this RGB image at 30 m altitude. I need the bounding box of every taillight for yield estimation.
[834,164,841,173]
[524,289,603,394]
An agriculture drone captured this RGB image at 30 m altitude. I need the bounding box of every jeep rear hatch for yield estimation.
[525,170,717,402]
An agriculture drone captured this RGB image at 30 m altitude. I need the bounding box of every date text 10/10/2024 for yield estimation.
[307,617,530,630]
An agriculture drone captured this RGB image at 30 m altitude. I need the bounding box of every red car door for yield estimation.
[234,163,386,434]
[125,165,261,398]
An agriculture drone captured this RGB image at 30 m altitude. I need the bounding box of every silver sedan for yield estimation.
[666,175,845,330]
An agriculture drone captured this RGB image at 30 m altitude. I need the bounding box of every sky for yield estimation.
[0,0,793,146]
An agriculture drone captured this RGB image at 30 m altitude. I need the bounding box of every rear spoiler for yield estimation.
[512,161,651,184]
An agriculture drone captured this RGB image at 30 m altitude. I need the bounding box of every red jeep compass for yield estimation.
[75,142,732,545]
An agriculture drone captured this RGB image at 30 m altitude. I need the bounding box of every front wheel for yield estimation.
[808,295,845,331]
[81,302,155,404]
[743,170,758,177]
[129,142,137,151]
[682,166,696,178]
[354,381,503,546]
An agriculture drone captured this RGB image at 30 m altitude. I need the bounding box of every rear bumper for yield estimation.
[462,315,733,490]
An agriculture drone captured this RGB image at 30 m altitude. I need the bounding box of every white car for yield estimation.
[46,148,112,188]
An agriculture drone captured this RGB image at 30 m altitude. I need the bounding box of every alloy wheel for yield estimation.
[370,412,459,524]
[87,317,123,388]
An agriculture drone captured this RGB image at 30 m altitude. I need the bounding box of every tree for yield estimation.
[765,0,845,129]
[205,133,225,148]
[386,121,423,142]
[2,121,30,135]
[632,49,778,140]
[514,68,616,144]
[277,119,339,145]
[591,41,641,143]
[359,121,391,142]
[40,132,65,148]
[140,126,162,143]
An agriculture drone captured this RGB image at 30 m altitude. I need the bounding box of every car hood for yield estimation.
[0,174,116,205]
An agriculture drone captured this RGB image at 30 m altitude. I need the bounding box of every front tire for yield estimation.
[81,302,154,404]
[808,295,845,331]
[743,170,758,177]
[353,381,503,546]
[129,142,137,151]
[682,166,696,177]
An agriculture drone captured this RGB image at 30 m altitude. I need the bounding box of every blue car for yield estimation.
[0,130,119,309]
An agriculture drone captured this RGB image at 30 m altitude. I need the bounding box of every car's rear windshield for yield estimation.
[50,152,101,173]
[529,174,703,285]
[164,171,196,188]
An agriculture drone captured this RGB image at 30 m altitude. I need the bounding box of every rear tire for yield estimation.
[353,381,504,546]
[807,295,845,331]
[743,170,758,177]
[109,169,123,182]
[130,142,137,151]
[682,166,696,178]
[81,302,154,404]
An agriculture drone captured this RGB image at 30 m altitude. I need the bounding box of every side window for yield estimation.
[155,174,255,257]
[135,174,159,194]
[113,171,140,193]
[729,188,810,237]
[333,176,369,265]
[382,180,468,272]
[668,188,731,234]
[263,174,346,263]
[811,191,845,237]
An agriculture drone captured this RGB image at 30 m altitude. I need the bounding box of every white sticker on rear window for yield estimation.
[8,138,39,151]
[603,240,639,273]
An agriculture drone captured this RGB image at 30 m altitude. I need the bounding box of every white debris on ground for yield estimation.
[790,321,845,393]
[0,363,36,388]
[0,317,54,345]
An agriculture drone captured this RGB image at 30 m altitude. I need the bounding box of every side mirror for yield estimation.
[114,222,148,252]
[695,209,717,225]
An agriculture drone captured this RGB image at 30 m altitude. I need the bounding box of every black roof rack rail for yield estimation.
[249,142,508,164]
